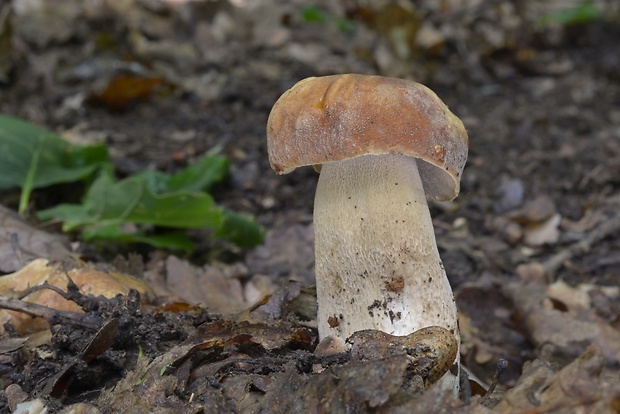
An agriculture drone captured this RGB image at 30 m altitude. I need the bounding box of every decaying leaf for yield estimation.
[88,74,169,111]
[36,317,121,400]
[547,279,619,311]
[256,356,412,413]
[245,224,316,287]
[12,0,82,48]
[97,344,215,414]
[164,256,249,315]
[243,280,315,322]
[0,204,73,273]
[506,195,561,246]
[0,258,154,335]
[508,195,557,224]
[348,327,458,387]
[0,337,27,377]
[494,345,620,413]
[194,319,314,351]
[522,213,561,246]
[504,279,620,364]
[457,281,530,385]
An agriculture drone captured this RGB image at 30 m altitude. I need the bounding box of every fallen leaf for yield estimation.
[523,213,561,247]
[12,0,81,48]
[494,345,620,413]
[504,280,620,365]
[457,282,529,385]
[97,344,215,413]
[88,74,169,110]
[0,258,154,335]
[0,204,73,273]
[5,383,28,412]
[547,279,592,309]
[246,224,315,287]
[165,256,248,315]
[508,194,556,224]
[256,356,411,413]
[348,327,458,387]
[0,337,27,377]
[244,280,304,321]
[194,319,314,351]
[129,30,199,64]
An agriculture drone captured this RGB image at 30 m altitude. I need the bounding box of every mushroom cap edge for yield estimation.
[266,74,468,201]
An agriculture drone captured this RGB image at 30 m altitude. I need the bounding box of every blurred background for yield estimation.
[1,0,619,389]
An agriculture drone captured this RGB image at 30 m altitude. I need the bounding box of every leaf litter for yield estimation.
[1,0,620,412]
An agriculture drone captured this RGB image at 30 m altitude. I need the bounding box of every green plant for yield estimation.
[537,0,602,27]
[299,5,355,34]
[0,114,264,251]
[0,114,110,215]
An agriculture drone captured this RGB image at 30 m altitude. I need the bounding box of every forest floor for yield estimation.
[0,0,619,412]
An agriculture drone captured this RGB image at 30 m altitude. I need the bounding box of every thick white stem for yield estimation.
[314,154,459,386]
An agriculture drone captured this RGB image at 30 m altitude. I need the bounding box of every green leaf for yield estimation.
[537,0,601,27]
[167,154,229,193]
[300,5,328,23]
[83,224,195,251]
[131,153,229,195]
[18,137,42,215]
[132,170,172,195]
[38,171,224,230]
[335,17,356,34]
[0,114,110,190]
[1,115,264,250]
[299,5,355,33]
[214,210,265,248]
[38,170,265,249]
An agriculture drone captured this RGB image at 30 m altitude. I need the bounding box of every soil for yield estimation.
[0,0,619,413]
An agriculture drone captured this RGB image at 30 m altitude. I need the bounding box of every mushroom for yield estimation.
[266,74,468,385]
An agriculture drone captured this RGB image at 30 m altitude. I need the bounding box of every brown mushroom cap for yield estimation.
[266,74,468,201]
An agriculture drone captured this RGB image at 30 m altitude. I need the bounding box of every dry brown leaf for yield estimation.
[494,345,620,413]
[523,213,561,247]
[456,282,529,385]
[349,327,458,387]
[0,204,73,273]
[508,195,556,224]
[547,280,619,311]
[498,195,561,246]
[165,256,249,315]
[242,280,309,322]
[194,319,313,352]
[256,356,412,414]
[88,74,169,111]
[0,258,154,335]
[245,224,316,287]
[12,0,82,48]
[504,280,620,364]
[97,343,215,414]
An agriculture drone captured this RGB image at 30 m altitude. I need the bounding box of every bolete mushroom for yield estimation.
[267,74,468,384]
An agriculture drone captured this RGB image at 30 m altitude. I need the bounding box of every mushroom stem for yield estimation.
[314,153,458,345]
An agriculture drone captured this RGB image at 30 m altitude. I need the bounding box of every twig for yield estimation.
[0,295,102,331]
[18,277,101,312]
[543,215,620,282]
[480,358,508,404]
[18,281,70,301]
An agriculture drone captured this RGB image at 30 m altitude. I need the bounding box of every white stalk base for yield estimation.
[314,154,459,389]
